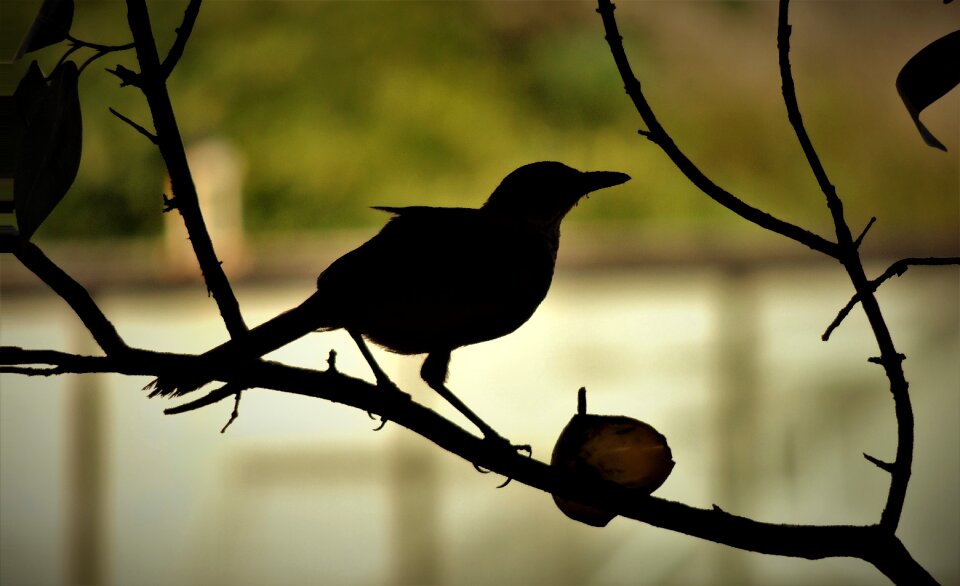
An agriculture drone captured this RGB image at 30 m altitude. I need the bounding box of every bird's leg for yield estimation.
[421,352,530,455]
[348,330,408,401]
[348,330,389,384]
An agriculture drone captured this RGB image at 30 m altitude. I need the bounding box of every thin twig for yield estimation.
[160,0,202,79]
[108,107,158,144]
[157,381,240,416]
[878,256,960,282]
[822,257,960,340]
[854,217,877,249]
[67,35,136,53]
[822,295,861,341]
[864,453,896,473]
[53,44,83,74]
[220,391,243,432]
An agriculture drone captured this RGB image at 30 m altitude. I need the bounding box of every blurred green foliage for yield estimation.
[5,0,957,244]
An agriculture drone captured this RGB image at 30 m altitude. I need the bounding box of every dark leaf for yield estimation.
[895,29,960,151]
[14,61,83,241]
[14,61,47,126]
[2,62,47,182]
[0,97,18,179]
[15,0,75,58]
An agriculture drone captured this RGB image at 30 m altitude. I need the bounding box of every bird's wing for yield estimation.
[315,208,555,352]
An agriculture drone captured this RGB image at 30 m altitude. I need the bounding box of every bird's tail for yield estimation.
[147,292,330,398]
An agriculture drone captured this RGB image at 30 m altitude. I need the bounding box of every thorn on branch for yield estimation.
[106,64,141,88]
[109,107,158,144]
[864,452,896,473]
[162,193,178,212]
[326,349,338,372]
[868,353,906,365]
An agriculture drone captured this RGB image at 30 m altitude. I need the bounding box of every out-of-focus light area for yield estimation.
[1,1,958,585]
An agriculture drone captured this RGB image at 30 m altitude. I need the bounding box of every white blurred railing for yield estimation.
[1,259,957,585]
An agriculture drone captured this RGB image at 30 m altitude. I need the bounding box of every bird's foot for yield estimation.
[474,433,533,487]
[367,375,411,430]
[490,434,532,457]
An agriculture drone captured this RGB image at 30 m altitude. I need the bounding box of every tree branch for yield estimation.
[108,107,158,144]
[124,0,247,339]
[595,0,839,259]
[12,241,128,356]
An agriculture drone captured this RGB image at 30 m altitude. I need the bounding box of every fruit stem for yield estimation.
[578,387,587,415]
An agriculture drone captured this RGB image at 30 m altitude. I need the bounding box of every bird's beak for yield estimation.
[581,170,631,193]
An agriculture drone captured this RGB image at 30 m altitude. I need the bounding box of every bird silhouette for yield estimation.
[149,161,630,442]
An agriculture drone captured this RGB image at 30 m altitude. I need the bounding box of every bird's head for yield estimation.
[482,162,630,228]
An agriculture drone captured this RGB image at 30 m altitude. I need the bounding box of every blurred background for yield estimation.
[1,1,957,585]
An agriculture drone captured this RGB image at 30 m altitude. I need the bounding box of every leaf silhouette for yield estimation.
[895,29,960,151]
[14,61,83,241]
[2,62,47,184]
[14,61,48,122]
[15,0,75,58]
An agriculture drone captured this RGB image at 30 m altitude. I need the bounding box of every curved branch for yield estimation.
[67,35,136,53]
[776,1,853,248]
[12,241,128,356]
[776,0,916,533]
[595,0,839,259]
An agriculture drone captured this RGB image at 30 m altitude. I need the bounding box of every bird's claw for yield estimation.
[366,376,410,430]
[371,415,389,431]
[473,434,532,487]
